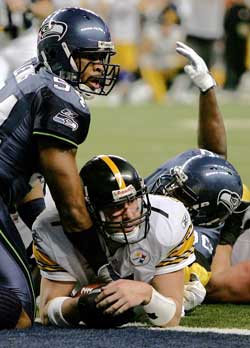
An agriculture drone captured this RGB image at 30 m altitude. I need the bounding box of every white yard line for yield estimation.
[122,322,250,335]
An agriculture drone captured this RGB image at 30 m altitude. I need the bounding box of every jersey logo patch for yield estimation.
[217,189,241,213]
[182,213,189,229]
[53,109,79,131]
[130,248,150,266]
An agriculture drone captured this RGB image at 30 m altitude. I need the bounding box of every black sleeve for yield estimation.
[32,87,90,147]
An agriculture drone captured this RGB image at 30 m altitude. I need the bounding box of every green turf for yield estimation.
[181,304,250,329]
[77,99,249,185]
[77,99,250,330]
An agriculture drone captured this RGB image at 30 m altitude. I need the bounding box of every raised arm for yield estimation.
[176,41,227,158]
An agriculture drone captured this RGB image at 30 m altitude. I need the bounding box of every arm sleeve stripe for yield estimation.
[169,225,194,258]
[32,243,64,272]
[33,131,78,147]
[156,249,194,267]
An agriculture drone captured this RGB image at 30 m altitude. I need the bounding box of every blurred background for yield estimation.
[0,0,249,183]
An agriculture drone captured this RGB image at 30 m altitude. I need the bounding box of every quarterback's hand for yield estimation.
[77,284,133,328]
[95,279,152,316]
[176,41,216,92]
[183,273,206,312]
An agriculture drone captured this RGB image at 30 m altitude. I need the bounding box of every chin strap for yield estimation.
[78,85,96,100]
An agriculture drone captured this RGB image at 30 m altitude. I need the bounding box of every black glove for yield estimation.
[77,286,134,328]
[219,212,244,246]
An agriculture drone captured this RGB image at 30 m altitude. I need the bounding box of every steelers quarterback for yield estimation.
[32,155,195,328]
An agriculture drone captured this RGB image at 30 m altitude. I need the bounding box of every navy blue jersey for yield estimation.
[193,226,221,270]
[0,58,90,207]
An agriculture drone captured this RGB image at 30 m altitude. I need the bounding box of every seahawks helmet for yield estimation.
[151,154,242,228]
[37,7,120,97]
[80,155,151,244]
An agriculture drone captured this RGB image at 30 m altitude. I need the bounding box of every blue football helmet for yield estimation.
[151,153,243,228]
[37,7,120,96]
[80,155,151,244]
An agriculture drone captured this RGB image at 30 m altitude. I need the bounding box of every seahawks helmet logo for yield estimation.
[38,21,67,42]
[53,108,79,131]
[217,189,241,213]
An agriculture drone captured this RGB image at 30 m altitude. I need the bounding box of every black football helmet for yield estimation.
[37,7,120,97]
[151,154,243,228]
[80,155,151,244]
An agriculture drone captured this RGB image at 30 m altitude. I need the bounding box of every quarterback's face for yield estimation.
[76,53,107,91]
[102,198,142,234]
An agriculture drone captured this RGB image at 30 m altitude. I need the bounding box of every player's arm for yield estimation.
[37,138,92,232]
[176,41,227,158]
[150,270,184,327]
[198,89,227,158]
[39,277,79,327]
[206,260,250,303]
[37,138,110,280]
[95,272,182,327]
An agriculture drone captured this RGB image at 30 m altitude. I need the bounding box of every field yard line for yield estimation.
[123,322,250,335]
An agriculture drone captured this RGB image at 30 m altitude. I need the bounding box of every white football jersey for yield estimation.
[32,194,195,285]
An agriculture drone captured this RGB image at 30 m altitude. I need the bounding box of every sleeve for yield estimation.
[32,87,90,147]
[155,202,196,275]
[33,243,76,282]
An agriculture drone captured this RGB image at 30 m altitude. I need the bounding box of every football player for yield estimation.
[0,7,120,329]
[145,149,244,310]
[33,155,195,328]
[145,42,250,309]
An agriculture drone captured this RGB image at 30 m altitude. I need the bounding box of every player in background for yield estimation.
[145,42,250,310]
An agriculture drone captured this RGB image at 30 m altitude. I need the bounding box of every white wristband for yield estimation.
[47,297,72,327]
[143,288,176,326]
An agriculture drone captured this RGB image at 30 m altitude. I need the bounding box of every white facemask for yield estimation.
[109,226,142,244]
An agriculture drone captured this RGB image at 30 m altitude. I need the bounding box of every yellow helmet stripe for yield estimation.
[242,184,250,202]
[99,155,126,189]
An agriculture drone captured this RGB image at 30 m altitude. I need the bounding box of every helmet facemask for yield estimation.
[37,8,120,98]
[87,185,151,245]
[152,166,198,206]
[151,164,242,228]
[57,43,120,98]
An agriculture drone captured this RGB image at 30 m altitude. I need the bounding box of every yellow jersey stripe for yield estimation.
[168,225,194,258]
[99,155,126,189]
[156,248,194,268]
[33,244,65,272]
